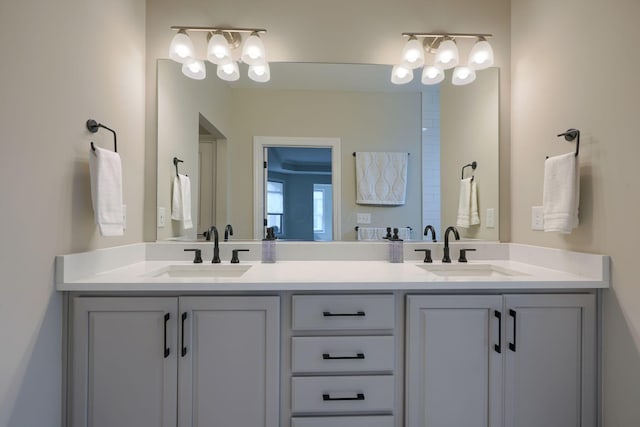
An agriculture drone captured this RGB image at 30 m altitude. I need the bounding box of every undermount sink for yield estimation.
[416,263,526,278]
[149,263,252,279]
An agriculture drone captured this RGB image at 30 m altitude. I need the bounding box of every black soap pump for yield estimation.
[262,227,276,263]
[389,227,404,263]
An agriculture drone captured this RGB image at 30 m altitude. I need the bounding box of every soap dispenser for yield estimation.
[262,227,277,263]
[389,227,404,263]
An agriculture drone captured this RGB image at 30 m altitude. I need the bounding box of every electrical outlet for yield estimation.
[531,206,544,230]
[356,213,371,224]
[158,207,166,228]
[486,208,495,228]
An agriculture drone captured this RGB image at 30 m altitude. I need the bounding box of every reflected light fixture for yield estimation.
[392,33,493,86]
[169,26,269,82]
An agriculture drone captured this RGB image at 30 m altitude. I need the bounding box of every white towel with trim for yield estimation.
[172,174,193,229]
[89,146,124,236]
[543,152,579,233]
[356,152,408,205]
[456,177,480,228]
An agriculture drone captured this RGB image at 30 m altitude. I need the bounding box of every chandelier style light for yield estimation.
[391,33,494,86]
[169,26,269,82]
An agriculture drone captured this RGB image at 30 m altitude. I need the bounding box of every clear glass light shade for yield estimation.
[241,33,266,65]
[434,38,459,70]
[207,33,232,65]
[169,30,195,64]
[468,38,494,70]
[401,37,425,69]
[391,64,413,84]
[181,59,206,80]
[248,61,271,82]
[421,65,445,85]
[216,60,240,81]
[452,66,476,85]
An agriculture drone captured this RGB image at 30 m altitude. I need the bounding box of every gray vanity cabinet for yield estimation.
[70,296,280,427]
[405,295,504,427]
[406,293,596,427]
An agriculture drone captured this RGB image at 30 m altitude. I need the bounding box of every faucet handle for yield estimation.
[458,248,476,263]
[414,249,433,263]
[184,248,203,264]
[231,249,250,264]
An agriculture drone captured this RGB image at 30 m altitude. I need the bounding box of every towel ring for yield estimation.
[546,129,580,159]
[461,161,477,179]
[87,119,117,152]
[173,157,184,177]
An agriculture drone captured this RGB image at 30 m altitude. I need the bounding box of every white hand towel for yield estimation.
[172,174,193,229]
[89,146,124,236]
[543,152,579,233]
[356,152,408,205]
[456,178,480,228]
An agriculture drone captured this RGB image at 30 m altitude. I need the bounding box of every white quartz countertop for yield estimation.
[56,242,610,292]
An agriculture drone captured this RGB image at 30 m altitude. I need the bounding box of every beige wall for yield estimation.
[0,0,146,425]
[145,0,512,241]
[441,69,500,240]
[510,0,640,423]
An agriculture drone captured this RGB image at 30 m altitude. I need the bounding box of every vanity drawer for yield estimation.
[291,415,395,427]
[291,336,394,373]
[291,295,394,331]
[291,375,394,414]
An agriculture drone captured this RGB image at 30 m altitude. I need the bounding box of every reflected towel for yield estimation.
[456,178,480,228]
[543,152,579,233]
[172,174,193,229]
[356,152,408,205]
[89,146,124,236]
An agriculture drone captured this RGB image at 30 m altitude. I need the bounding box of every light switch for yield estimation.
[158,207,166,228]
[531,206,544,231]
[356,213,371,224]
[122,205,127,231]
[486,208,495,228]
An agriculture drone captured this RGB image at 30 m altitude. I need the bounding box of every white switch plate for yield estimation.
[158,207,166,228]
[356,213,371,224]
[122,204,127,231]
[486,208,495,228]
[531,206,544,230]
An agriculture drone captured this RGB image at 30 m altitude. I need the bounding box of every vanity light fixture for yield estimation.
[169,26,269,82]
[391,33,493,86]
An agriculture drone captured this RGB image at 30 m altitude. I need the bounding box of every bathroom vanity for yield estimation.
[57,242,608,427]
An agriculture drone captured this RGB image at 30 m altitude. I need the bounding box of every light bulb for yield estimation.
[181,59,206,80]
[468,37,494,70]
[216,61,240,81]
[421,65,444,85]
[391,64,413,84]
[169,30,195,64]
[207,32,232,65]
[401,36,425,69]
[241,33,266,65]
[452,66,476,85]
[434,38,459,70]
[248,62,271,82]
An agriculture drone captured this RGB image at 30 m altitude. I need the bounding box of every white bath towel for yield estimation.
[172,174,193,229]
[356,227,412,241]
[89,146,124,236]
[543,152,579,233]
[356,152,408,205]
[456,177,480,228]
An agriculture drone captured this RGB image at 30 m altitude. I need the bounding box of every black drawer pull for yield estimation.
[494,310,502,354]
[163,313,170,358]
[322,353,365,360]
[509,309,517,352]
[181,312,188,357]
[322,393,365,401]
[322,311,366,317]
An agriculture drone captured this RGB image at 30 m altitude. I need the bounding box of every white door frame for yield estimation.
[253,136,342,240]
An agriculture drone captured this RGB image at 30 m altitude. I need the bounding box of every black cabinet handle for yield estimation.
[322,353,365,360]
[163,313,170,358]
[494,310,502,354]
[322,393,365,401]
[323,311,365,317]
[509,309,517,352]
[181,312,188,357]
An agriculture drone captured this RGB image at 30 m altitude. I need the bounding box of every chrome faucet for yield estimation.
[423,225,437,242]
[224,224,234,242]
[442,226,460,263]
[208,226,221,263]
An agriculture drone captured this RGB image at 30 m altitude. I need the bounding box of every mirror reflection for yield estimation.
[157,60,499,242]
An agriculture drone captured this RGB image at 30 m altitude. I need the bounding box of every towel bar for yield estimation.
[353,152,410,156]
[173,157,184,177]
[461,161,477,179]
[87,119,117,152]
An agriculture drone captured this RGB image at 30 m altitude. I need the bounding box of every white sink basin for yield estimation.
[149,264,252,279]
[417,263,526,278]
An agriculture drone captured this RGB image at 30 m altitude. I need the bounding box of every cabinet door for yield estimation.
[406,295,503,427]
[504,294,596,427]
[71,297,177,427]
[178,296,280,427]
